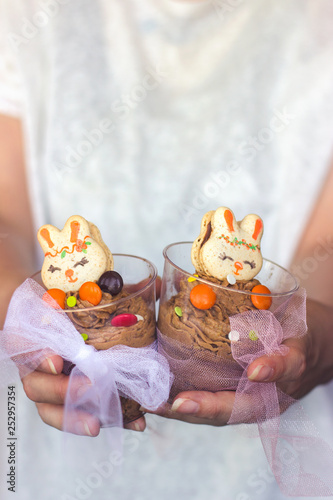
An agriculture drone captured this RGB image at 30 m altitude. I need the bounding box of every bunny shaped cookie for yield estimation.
[191,207,263,281]
[37,215,113,292]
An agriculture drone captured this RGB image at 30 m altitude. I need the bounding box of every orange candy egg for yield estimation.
[79,282,102,306]
[190,283,216,310]
[251,285,272,310]
[43,288,66,310]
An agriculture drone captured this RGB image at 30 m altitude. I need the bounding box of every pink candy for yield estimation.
[111,314,138,327]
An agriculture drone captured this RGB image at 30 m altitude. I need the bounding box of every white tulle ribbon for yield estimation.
[0,279,173,433]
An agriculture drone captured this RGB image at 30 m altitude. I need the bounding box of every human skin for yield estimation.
[1,113,333,433]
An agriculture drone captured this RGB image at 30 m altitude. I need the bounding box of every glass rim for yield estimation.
[162,241,299,298]
[32,253,158,313]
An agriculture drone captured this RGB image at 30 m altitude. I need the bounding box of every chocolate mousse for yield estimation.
[65,289,155,349]
[158,275,260,361]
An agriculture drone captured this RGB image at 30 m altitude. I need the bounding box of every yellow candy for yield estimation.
[188,274,198,283]
[67,296,77,308]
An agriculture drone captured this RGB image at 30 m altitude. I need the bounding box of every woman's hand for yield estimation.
[144,299,333,426]
[21,354,147,435]
[142,336,309,426]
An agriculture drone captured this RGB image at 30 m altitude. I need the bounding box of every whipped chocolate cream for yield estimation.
[119,397,143,423]
[158,274,260,360]
[65,289,155,350]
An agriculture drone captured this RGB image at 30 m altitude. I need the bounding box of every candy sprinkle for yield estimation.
[111,314,138,327]
[190,284,216,310]
[67,296,77,308]
[227,274,236,285]
[175,306,183,317]
[228,330,240,342]
[251,285,272,310]
[43,288,66,310]
[135,314,144,322]
[81,333,89,341]
[249,330,258,341]
[188,274,198,283]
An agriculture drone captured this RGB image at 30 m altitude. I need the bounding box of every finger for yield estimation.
[22,371,70,404]
[247,337,307,383]
[143,391,235,426]
[22,370,90,405]
[16,351,64,379]
[124,416,146,432]
[36,403,100,436]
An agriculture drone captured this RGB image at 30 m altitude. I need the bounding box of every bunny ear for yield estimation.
[224,209,235,233]
[252,218,263,241]
[70,220,80,243]
[63,215,90,243]
[39,228,54,249]
[240,215,264,242]
[212,207,237,235]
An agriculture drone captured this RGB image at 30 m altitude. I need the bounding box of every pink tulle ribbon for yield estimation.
[0,279,173,434]
[228,288,333,496]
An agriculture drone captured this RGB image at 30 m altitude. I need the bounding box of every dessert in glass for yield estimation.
[157,208,299,399]
[36,216,157,424]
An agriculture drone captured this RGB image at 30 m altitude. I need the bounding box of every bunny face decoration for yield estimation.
[37,216,113,292]
[191,207,263,281]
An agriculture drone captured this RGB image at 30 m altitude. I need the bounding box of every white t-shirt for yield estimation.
[1,0,333,499]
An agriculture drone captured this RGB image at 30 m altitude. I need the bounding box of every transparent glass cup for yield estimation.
[33,254,157,424]
[157,242,299,399]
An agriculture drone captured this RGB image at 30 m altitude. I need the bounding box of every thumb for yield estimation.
[169,390,235,425]
[247,338,306,383]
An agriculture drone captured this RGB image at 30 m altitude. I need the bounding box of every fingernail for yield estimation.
[84,422,93,437]
[47,358,58,375]
[125,420,144,432]
[171,398,200,414]
[248,365,274,382]
[74,421,93,436]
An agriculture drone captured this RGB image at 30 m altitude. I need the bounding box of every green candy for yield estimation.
[81,333,89,341]
[249,330,258,341]
[67,296,77,308]
[175,306,183,318]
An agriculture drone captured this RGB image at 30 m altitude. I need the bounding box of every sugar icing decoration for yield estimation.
[218,234,261,252]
